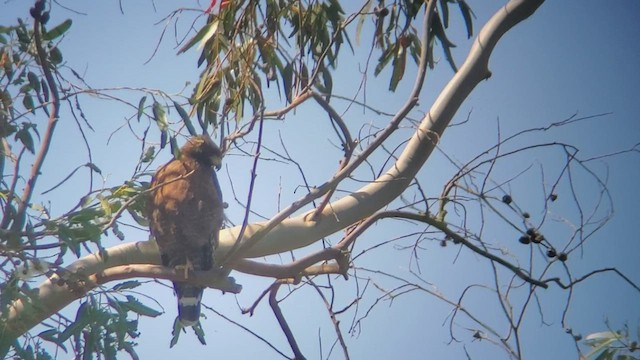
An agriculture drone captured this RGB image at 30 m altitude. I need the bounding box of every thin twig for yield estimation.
[269,282,306,360]
[10,15,61,234]
[308,280,350,360]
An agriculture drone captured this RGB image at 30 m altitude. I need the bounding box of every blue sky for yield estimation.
[2,1,639,359]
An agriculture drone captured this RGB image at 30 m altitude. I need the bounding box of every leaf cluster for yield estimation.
[4,285,161,360]
[0,19,69,153]
[178,0,351,132]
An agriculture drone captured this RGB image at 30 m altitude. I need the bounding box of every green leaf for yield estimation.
[85,162,102,174]
[177,19,219,55]
[594,348,614,360]
[355,1,372,46]
[317,66,333,97]
[111,280,141,291]
[58,301,90,342]
[41,78,49,102]
[458,1,475,39]
[374,46,394,76]
[141,146,155,163]
[170,136,180,158]
[15,127,35,153]
[49,47,63,65]
[160,130,167,149]
[282,62,294,104]
[27,72,41,93]
[173,101,197,136]
[68,208,102,224]
[98,195,112,218]
[43,19,72,41]
[121,342,139,360]
[37,329,57,340]
[38,329,67,352]
[439,0,450,28]
[22,94,35,114]
[431,14,458,71]
[136,96,146,121]
[152,101,168,131]
[124,295,162,317]
[389,44,407,91]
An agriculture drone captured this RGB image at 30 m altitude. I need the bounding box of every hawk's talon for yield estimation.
[175,258,194,279]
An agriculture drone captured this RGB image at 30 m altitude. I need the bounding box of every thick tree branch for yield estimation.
[2,0,546,341]
[219,0,545,258]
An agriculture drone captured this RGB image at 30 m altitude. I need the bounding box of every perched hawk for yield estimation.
[147,135,224,327]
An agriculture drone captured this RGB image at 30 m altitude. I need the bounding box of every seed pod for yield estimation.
[534,234,545,243]
[376,7,390,17]
[502,195,512,204]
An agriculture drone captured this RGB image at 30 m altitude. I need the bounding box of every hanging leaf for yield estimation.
[282,62,294,104]
[389,44,407,91]
[316,66,333,98]
[49,47,63,65]
[122,295,162,317]
[177,19,220,55]
[170,136,180,158]
[160,130,167,149]
[173,101,197,135]
[374,46,395,76]
[38,329,67,351]
[27,72,40,93]
[141,146,155,163]
[439,0,450,28]
[136,96,146,122]
[111,280,141,291]
[22,94,35,114]
[431,14,458,72]
[151,101,168,131]
[58,301,90,342]
[15,127,35,153]
[458,1,475,39]
[431,14,456,48]
[355,1,372,46]
[41,78,49,103]
[42,19,72,41]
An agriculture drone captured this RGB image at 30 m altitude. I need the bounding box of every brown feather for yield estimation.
[147,135,224,326]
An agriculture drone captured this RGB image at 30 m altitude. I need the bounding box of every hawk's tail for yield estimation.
[174,282,204,327]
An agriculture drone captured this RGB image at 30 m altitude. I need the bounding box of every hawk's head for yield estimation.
[181,135,222,168]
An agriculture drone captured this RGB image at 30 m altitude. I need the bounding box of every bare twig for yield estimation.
[10,15,61,234]
[309,92,355,221]
[270,282,306,360]
[309,280,350,360]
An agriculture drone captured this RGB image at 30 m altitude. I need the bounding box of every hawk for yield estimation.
[147,135,224,327]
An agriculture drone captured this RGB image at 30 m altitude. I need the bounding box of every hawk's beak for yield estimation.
[211,156,222,168]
